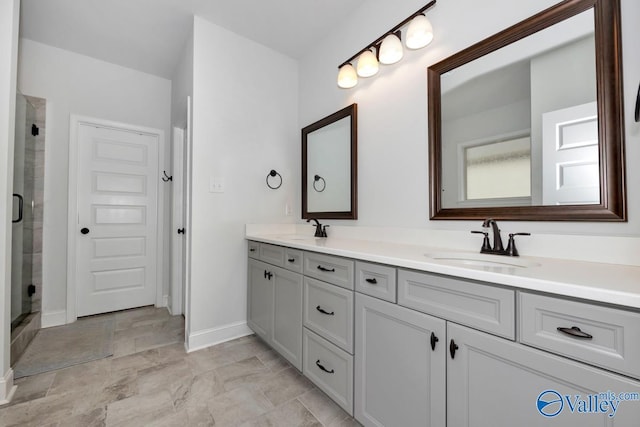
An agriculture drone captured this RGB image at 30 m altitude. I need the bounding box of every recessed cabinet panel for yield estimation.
[247,241,260,259]
[304,252,354,290]
[259,243,285,267]
[355,293,446,427]
[520,292,640,379]
[247,259,273,343]
[283,247,303,274]
[398,269,515,339]
[447,322,640,427]
[303,328,354,415]
[355,261,397,303]
[304,277,354,353]
[272,267,303,370]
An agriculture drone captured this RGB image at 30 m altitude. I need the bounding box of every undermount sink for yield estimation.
[425,252,540,269]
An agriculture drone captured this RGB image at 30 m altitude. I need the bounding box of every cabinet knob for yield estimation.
[449,339,459,359]
[430,332,439,351]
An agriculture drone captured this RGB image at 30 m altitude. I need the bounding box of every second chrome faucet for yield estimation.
[472,218,530,257]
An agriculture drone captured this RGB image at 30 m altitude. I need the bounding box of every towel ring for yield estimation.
[313,175,326,192]
[266,170,282,190]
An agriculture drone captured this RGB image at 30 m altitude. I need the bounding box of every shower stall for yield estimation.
[10,92,45,363]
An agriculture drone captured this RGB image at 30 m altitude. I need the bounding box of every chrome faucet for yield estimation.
[307,218,328,237]
[472,219,530,256]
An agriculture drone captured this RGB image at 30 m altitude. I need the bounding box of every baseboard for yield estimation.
[0,368,17,405]
[162,294,169,308]
[187,321,252,353]
[41,310,67,328]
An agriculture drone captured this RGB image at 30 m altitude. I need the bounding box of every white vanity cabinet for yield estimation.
[354,292,446,427]
[447,321,640,427]
[302,252,355,414]
[247,244,303,370]
[247,238,640,426]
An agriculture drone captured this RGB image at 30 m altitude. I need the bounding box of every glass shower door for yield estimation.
[11,93,35,329]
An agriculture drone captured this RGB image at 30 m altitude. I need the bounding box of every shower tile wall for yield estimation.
[26,96,45,313]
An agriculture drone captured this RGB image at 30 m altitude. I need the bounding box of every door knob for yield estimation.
[80,227,90,235]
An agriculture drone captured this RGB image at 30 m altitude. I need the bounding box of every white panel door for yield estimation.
[542,102,599,205]
[76,123,159,316]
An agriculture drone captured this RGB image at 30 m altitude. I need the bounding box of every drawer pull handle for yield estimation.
[316,305,335,316]
[365,278,377,284]
[557,326,593,340]
[449,339,458,359]
[288,258,295,263]
[249,248,256,252]
[317,265,335,272]
[430,332,439,351]
[316,360,334,374]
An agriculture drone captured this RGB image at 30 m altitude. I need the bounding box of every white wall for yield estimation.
[0,0,20,403]
[17,39,172,326]
[298,0,640,238]
[188,17,298,349]
[171,27,194,129]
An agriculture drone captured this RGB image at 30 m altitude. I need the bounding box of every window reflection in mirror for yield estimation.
[439,8,596,208]
[464,136,531,202]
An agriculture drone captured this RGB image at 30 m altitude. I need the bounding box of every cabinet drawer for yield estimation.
[304,277,354,353]
[283,247,303,274]
[398,269,515,339]
[303,328,353,415]
[520,292,640,379]
[304,252,354,290]
[248,241,260,259]
[259,243,285,267]
[355,261,396,303]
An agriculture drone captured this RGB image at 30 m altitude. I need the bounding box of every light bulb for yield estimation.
[379,33,404,65]
[406,14,433,49]
[356,50,379,77]
[337,64,358,89]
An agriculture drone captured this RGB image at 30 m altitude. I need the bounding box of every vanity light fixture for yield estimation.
[337,0,436,89]
[356,49,379,77]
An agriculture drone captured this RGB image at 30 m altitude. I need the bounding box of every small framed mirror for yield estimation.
[428,0,626,221]
[302,104,358,219]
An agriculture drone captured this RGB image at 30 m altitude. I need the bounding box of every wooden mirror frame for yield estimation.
[428,0,626,221]
[302,104,358,220]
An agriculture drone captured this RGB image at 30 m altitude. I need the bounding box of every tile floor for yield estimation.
[0,306,360,427]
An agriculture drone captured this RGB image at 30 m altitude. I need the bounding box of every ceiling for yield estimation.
[19,0,365,79]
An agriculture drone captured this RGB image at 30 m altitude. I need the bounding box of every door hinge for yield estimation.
[28,284,36,297]
[31,124,39,136]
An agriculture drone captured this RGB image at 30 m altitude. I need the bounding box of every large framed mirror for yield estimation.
[428,0,626,221]
[302,104,358,219]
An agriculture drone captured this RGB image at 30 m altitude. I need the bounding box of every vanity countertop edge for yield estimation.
[245,232,640,311]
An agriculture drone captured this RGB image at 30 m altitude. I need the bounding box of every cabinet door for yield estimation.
[355,293,446,427]
[247,259,273,343]
[272,266,303,370]
[447,323,640,427]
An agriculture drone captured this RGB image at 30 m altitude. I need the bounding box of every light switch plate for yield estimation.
[209,177,225,193]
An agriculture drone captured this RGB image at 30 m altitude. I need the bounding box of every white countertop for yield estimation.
[246,232,640,310]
